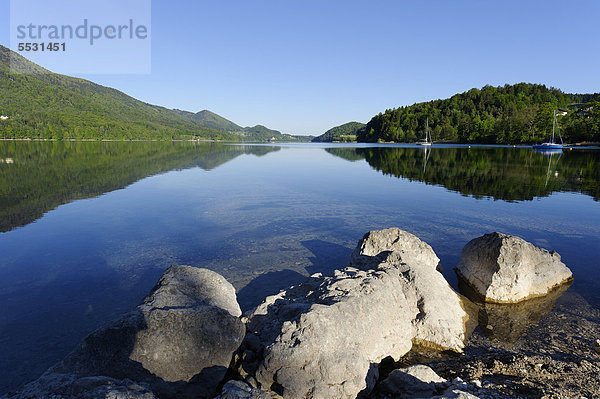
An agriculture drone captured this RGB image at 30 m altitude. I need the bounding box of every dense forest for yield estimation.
[358,83,600,144]
[326,146,600,202]
[312,121,365,142]
[0,46,305,141]
[0,141,279,232]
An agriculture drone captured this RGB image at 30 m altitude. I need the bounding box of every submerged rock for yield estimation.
[456,232,573,303]
[9,266,245,399]
[7,374,158,399]
[239,267,417,399]
[215,380,272,399]
[459,278,571,343]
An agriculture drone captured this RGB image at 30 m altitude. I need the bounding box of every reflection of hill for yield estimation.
[326,147,600,202]
[0,142,279,232]
[324,147,365,162]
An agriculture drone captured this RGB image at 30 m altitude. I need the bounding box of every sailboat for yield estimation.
[533,110,563,150]
[417,117,432,146]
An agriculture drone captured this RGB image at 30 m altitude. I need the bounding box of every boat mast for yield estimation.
[552,110,556,144]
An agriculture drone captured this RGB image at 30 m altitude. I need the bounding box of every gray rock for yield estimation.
[351,227,442,272]
[352,228,475,352]
[375,252,475,352]
[240,267,417,399]
[129,266,244,383]
[11,266,245,399]
[379,365,446,397]
[456,232,573,303]
[433,388,480,399]
[215,380,272,399]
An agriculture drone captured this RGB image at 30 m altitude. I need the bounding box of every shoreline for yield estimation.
[3,138,599,148]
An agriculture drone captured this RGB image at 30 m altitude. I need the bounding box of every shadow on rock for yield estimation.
[301,239,353,276]
[236,269,307,313]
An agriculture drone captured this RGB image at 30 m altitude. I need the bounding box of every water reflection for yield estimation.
[0,141,279,232]
[326,146,600,202]
[458,277,572,344]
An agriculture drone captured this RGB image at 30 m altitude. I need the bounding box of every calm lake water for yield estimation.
[1,141,599,393]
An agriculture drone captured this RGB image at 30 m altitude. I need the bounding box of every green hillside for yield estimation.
[358,83,600,144]
[0,46,241,141]
[312,121,365,142]
[0,46,306,142]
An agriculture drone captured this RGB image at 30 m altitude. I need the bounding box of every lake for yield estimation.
[1,141,599,394]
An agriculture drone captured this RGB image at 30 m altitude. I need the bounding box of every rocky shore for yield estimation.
[4,228,598,399]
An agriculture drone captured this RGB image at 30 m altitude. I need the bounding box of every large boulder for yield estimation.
[352,228,474,352]
[456,233,573,303]
[373,252,474,352]
[239,267,418,399]
[351,227,442,272]
[10,266,245,399]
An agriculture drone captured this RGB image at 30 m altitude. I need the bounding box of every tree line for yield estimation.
[358,83,600,144]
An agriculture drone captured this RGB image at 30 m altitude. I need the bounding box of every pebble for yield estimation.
[472,379,482,388]
[594,339,600,355]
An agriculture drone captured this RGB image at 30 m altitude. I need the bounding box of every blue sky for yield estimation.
[1,0,599,136]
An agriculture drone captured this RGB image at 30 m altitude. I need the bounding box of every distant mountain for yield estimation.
[175,109,244,132]
[312,121,365,142]
[359,83,600,144]
[175,110,313,142]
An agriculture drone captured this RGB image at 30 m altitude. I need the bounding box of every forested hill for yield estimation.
[358,83,600,144]
[0,46,240,140]
[0,46,306,141]
[312,121,365,142]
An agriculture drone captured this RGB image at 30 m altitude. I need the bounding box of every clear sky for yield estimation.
[1,0,599,136]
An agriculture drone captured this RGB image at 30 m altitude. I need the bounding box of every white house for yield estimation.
[0,115,8,120]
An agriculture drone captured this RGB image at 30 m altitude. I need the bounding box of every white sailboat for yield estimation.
[417,117,432,146]
[533,110,563,150]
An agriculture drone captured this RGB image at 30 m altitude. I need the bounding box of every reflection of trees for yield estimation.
[326,147,600,202]
[0,142,279,232]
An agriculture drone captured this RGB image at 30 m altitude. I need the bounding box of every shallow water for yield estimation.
[1,141,599,393]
